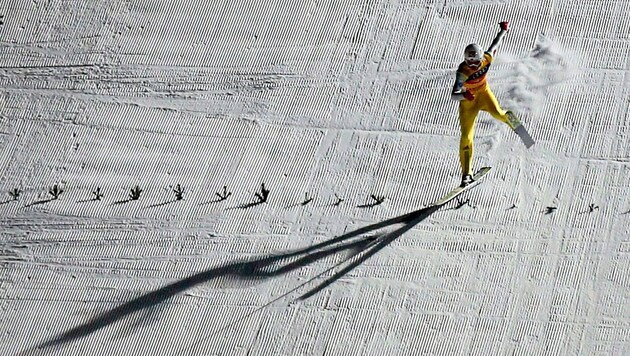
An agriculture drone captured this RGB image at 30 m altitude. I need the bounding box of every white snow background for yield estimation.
[1,1,629,355]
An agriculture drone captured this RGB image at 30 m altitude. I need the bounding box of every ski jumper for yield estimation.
[454,52,512,176]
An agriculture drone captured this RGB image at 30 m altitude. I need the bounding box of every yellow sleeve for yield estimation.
[484,52,494,64]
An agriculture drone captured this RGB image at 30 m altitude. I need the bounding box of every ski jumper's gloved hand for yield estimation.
[463,91,475,101]
[499,21,509,31]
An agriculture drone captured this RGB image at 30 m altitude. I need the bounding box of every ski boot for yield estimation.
[460,174,474,188]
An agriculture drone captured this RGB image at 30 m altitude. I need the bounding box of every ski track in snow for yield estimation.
[1,1,630,355]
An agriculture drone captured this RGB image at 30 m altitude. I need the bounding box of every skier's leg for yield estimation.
[478,87,517,129]
[459,101,479,176]
[479,87,534,147]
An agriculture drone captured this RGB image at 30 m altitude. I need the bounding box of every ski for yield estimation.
[433,166,492,206]
[506,111,535,148]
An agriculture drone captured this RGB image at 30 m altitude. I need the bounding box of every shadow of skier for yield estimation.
[297,204,440,300]
[27,204,441,354]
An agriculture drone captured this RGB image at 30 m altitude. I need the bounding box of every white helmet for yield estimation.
[464,43,483,66]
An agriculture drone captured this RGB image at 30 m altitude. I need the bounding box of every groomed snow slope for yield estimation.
[1,1,629,355]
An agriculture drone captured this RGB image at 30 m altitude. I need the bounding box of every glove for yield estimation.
[463,91,475,101]
[499,21,509,31]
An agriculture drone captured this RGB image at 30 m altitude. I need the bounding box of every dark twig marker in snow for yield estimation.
[544,206,557,215]
[129,185,143,201]
[230,183,271,209]
[92,187,104,201]
[48,184,64,200]
[453,198,474,210]
[358,194,386,208]
[9,188,22,201]
[173,184,184,201]
[333,193,344,207]
[579,203,600,215]
[255,183,270,203]
[216,186,232,201]
[301,192,314,206]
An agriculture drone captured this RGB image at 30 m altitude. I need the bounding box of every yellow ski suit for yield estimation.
[452,52,513,175]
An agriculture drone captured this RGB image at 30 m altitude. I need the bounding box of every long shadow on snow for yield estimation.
[31,204,440,353]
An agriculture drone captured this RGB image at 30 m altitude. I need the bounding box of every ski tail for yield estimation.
[506,111,535,148]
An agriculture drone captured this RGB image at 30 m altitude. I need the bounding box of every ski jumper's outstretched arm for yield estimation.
[487,21,509,56]
[451,21,509,101]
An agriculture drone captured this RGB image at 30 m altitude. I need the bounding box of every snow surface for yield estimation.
[1,0,629,355]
